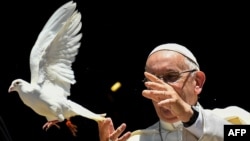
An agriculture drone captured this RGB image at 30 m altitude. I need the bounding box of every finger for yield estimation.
[110,123,127,139]
[142,90,159,102]
[99,118,115,133]
[98,118,112,141]
[157,98,175,109]
[107,118,115,133]
[144,72,163,83]
[144,72,174,90]
[142,90,171,102]
[144,81,166,91]
[118,132,131,141]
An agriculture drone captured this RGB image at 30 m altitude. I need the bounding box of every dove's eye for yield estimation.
[15,82,20,85]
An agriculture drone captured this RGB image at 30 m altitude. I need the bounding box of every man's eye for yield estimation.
[162,73,180,83]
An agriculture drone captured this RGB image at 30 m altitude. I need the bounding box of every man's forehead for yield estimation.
[146,50,190,74]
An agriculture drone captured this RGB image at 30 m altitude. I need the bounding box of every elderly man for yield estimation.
[98,43,250,141]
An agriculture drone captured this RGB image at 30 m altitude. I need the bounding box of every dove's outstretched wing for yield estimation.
[29,1,81,97]
[8,1,105,136]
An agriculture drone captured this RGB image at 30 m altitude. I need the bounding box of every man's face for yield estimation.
[145,50,198,123]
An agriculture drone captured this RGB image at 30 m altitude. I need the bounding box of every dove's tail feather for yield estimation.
[67,100,106,122]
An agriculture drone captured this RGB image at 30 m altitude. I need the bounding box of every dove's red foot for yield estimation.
[66,120,78,136]
[42,120,60,131]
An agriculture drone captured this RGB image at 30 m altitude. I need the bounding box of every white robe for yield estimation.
[127,104,250,141]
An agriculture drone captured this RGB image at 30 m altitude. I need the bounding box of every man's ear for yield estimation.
[194,71,206,94]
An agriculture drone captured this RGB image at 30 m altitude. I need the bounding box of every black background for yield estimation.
[0,0,249,141]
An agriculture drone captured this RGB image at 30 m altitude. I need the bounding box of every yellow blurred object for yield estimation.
[225,116,245,124]
[111,81,121,92]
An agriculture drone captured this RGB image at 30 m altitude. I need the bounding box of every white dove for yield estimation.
[8,1,105,136]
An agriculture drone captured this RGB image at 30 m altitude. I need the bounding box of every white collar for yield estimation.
[160,120,182,131]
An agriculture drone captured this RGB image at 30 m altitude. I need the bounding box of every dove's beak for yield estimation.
[8,85,14,93]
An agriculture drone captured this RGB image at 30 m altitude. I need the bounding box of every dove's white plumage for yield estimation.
[8,1,105,136]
